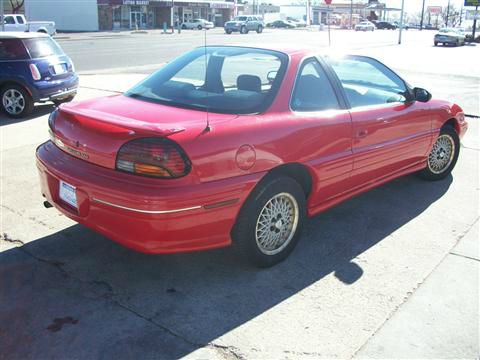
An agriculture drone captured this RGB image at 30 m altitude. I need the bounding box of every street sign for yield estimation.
[466,9,480,19]
[325,0,332,4]
[464,0,480,6]
[427,6,442,14]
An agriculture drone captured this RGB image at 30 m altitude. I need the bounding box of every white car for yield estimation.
[355,21,375,32]
[2,14,56,36]
[181,19,214,30]
[434,28,466,46]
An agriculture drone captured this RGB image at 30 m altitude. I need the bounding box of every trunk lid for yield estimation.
[52,94,236,169]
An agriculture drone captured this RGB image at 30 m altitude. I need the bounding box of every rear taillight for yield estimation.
[116,138,191,179]
[29,64,41,80]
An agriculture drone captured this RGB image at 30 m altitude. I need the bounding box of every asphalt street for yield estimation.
[0,28,479,359]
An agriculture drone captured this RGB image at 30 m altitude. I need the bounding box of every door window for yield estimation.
[326,56,408,108]
[16,16,25,24]
[4,16,15,25]
[291,59,340,112]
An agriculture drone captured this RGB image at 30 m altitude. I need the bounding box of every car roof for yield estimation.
[0,31,50,40]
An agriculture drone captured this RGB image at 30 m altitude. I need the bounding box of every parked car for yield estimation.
[355,21,375,31]
[286,17,307,27]
[2,14,56,36]
[37,45,468,267]
[269,19,297,29]
[424,24,438,30]
[434,28,466,46]
[0,32,78,118]
[406,23,420,30]
[374,21,397,30]
[224,16,264,34]
[181,19,214,30]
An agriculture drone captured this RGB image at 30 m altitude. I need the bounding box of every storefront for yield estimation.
[98,0,233,30]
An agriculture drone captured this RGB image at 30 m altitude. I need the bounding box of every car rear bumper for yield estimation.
[36,141,261,254]
[33,74,79,102]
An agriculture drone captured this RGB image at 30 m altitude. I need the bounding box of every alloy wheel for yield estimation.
[255,192,299,256]
[2,89,25,115]
[428,134,455,174]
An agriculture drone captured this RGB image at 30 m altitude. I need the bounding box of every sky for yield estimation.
[384,0,468,13]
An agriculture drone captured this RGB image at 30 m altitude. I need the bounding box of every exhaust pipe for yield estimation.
[43,201,53,208]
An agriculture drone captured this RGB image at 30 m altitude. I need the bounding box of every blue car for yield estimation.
[0,32,78,118]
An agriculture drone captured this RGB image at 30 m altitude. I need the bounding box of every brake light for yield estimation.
[116,138,191,178]
[29,64,41,80]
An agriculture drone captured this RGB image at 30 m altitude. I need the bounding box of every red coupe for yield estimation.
[36,45,468,267]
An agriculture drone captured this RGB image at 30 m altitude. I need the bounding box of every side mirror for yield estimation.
[267,70,277,84]
[413,87,432,102]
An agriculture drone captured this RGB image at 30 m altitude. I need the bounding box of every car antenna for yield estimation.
[203,28,211,133]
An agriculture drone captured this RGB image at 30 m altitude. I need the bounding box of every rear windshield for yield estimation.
[0,39,29,60]
[23,37,64,58]
[125,47,288,114]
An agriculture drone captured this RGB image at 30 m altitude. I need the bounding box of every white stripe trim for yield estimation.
[92,198,202,214]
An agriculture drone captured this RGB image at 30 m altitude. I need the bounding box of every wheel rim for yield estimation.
[2,89,25,115]
[255,192,299,256]
[428,134,455,174]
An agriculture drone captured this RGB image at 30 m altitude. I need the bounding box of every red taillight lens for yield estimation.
[116,138,191,178]
[29,64,41,80]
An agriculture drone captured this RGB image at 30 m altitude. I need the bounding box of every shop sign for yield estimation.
[123,0,150,5]
[210,2,234,8]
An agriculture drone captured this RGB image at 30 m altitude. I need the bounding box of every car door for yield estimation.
[4,16,18,32]
[289,58,353,207]
[326,55,432,186]
[247,17,254,30]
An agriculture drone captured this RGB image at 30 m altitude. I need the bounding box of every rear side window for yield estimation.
[0,39,29,60]
[23,37,64,59]
[16,16,25,24]
[291,59,340,112]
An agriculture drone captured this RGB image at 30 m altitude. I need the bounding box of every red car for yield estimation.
[36,45,468,267]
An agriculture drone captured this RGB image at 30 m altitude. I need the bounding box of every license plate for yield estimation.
[59,180,78,209]
[53,63,66,75]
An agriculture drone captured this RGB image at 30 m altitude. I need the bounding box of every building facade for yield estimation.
[20,0,233,32]
[98,0,234,30]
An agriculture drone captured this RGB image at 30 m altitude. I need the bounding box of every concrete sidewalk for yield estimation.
[356,220,479,359]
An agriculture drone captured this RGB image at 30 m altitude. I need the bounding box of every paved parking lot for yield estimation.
[0,29,479,359]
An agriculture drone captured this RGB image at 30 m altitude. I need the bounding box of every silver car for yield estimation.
[181,19,214,30]
[224,16,264,34]
[355,21,375,31]
[434,28,466,46]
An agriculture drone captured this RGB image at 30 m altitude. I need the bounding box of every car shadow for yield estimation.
[0,104,55,126]
[0,174,453,358]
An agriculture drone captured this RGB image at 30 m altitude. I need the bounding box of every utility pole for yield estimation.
[420,0,426,30]
[398,0,405,44]
[1,0,5,32]
[350,0,353,29]
[445,0,450,27]
[473,5,478,40]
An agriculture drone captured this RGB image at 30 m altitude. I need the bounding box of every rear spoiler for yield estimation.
[59,107,185,137]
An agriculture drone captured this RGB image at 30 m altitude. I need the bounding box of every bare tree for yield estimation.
[442,5,461,27]
[9,0,24,14]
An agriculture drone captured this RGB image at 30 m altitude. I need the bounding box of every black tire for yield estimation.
[225,29,232,34]
[1,84,34,118]
[256,25,263,33]
[240,26,248,34]
[197,25,202,30]
[232,176,306,267]
[53,95,75,107]
[456,39,460,47]
[417,126,460,181]
[434,42,438,46]
[181,24,187,29]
